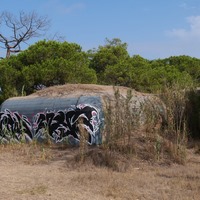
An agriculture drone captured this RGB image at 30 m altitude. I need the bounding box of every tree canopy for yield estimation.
[0,38,199,104]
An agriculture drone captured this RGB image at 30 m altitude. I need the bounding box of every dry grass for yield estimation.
[0,142,53,165]
[70,85,193,175]
[16,185,48,196]
[0,85,200,199]
[0,144,199,200]
[69,156,200,200]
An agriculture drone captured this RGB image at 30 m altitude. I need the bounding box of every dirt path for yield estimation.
[0,145,200,200]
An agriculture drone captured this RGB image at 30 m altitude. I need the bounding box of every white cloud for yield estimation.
[166,15,200,40]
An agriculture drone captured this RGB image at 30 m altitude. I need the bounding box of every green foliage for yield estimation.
[130,55,150,68]
[134,65,194,93]
[103,60,135,87]
[0,37,200,105]
[89,38,130,82]
[162,56,200,82]
[0,61,20,103]
[0,40,96,101]
[100,52,195,93]
[15,40,83,66]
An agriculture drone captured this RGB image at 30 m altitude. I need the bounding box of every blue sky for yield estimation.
[0,0,200,60]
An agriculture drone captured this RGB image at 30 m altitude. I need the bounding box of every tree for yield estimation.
[89,38,130,83]
[0,60,20,103]
[21,57,97,93]
[18,40,83,66]
[0,40,97,96]
[103,60,135,87]
[163,56,200,82]
[0,11,50,58]
[134,65,194,93]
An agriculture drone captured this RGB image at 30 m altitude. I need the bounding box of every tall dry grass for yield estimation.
[102,88,138,154]
[73,85,193,170]
[82,84,193,169]
[158,84,191,164]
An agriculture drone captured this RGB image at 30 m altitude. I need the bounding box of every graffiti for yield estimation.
[0,104,101,145]
[0,109,32,142]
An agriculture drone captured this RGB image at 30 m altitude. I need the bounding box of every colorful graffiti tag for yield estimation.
[0,104,101,145]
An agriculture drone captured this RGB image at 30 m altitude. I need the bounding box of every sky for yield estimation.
[0,0,200,60]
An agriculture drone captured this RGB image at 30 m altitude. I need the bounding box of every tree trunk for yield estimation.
[6,49,10,59]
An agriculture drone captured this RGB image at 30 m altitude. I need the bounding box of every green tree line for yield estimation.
[0,38,199,103]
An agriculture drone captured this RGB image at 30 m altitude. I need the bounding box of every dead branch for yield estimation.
[0,11,50,58]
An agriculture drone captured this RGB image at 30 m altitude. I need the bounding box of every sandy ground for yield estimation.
[0,144,200,200]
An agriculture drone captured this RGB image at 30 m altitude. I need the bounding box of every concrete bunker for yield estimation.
[0,84,163,145]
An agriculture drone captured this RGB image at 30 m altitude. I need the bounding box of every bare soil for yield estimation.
[0,143,200,200]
